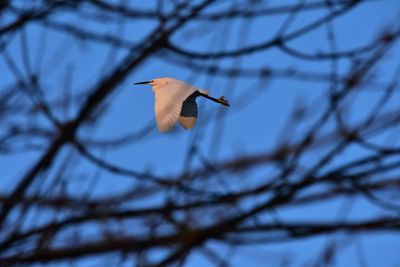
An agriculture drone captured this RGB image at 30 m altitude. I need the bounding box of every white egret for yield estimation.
[134,78,229,132]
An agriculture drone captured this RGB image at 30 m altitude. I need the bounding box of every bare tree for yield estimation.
[1,0,399,266]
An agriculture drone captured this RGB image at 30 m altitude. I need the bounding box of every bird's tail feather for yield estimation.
[198,89,209,95]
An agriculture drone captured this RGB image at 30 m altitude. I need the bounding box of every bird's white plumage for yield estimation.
[179,116,196,129]
[134,77,228,132]
[153,79,197,132]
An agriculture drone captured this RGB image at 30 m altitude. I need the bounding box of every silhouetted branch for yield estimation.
[1,0,399,266]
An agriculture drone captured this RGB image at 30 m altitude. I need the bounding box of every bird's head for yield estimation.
[134,78,178,89]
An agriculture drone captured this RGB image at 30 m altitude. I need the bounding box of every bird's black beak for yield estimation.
[134,80,153,85]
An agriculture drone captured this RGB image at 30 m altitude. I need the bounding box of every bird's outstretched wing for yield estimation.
[154,82,196,132]
[179,93,198,129]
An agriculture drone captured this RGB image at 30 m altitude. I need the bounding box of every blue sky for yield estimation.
[1,1,400,266]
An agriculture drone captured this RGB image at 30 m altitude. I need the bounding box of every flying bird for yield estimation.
[134,78,229,132]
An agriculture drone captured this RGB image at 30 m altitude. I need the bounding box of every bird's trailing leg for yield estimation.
[198,92,230,107]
